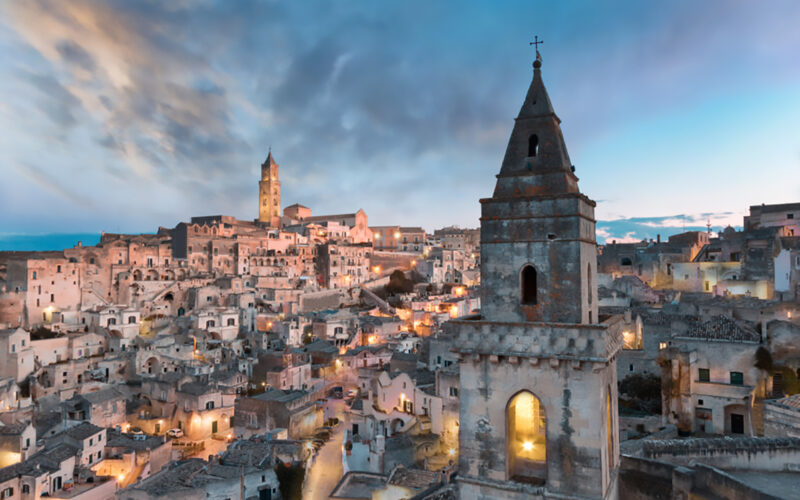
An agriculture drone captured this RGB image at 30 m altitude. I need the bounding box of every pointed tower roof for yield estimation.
[517,56,555,119]
[491,56,579,198]
[262,149,278,168]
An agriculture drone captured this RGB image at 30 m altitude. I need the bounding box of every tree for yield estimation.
[754,346,773,372]
[619,373,662,415]
[385,270,414,295]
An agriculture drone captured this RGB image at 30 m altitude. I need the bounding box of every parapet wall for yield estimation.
[641,436,800,471]
[620,455,785,500]
[448,315,623,361]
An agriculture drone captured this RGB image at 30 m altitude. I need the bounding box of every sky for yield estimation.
[1,0,799,244]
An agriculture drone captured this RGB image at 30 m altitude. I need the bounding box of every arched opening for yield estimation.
[724,404,747,434]
[528,134,539,157]
[606,390,614,471]
[164,292,174,302]
[521,265,537,305]
[507,391,546,483]
[145,357,160,375]
[587,263,592,305]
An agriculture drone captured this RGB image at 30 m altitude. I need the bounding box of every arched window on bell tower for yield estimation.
[521,265,537,305]
[587,263,592,305]
[507,391,546,483]
[528,134,539,157]
[606,388,615,470]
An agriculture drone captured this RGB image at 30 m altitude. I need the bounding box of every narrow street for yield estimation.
[304,398,347,499]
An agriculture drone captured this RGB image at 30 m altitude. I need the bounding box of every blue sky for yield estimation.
[1,0,798,243]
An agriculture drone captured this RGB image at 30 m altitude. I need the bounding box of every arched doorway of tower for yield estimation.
[507,390,546,484]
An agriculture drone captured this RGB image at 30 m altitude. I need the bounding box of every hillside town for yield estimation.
[1,52,800,500]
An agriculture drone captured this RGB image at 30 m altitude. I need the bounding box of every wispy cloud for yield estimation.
[597,212,743,244]
[16,162,93,209]
[0,0,798,234]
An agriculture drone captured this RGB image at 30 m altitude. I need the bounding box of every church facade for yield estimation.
[451,55,623,499]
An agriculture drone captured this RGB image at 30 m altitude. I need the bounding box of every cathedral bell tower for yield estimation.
[451,53,622,499]
[258,150,281,227]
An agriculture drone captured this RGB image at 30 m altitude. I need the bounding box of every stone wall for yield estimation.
[640,436,800,471]
[299,290,346,313]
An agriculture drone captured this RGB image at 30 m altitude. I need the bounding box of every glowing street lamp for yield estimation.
[522,441,534,452]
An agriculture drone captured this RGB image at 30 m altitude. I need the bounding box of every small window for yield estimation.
[528,134,539,157]
[620,258,632,266]
[658,342,667,350]
[57,265,61,273]
[788,213,794,219]
[730,371,744,385]
[699,368,710,382]
[521,265,537,305]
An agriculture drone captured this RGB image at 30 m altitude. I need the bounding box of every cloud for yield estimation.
[1,0,798,234]
[22,72,81,129]
[16,162,93,209]
[5,0,248,186]
[596,212,744,244]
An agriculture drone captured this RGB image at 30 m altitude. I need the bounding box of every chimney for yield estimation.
[657,234,661,244]
[77,241,82,247]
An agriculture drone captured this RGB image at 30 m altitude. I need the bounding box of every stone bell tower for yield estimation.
[451,53,622,499]
[258,150,281,227]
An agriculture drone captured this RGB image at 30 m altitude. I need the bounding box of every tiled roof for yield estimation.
[679,315,760,342]
[63,422,104,441]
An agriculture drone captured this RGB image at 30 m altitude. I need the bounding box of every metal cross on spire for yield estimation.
[529,35,544,66]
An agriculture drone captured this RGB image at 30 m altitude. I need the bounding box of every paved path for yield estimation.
[304,399,347,499]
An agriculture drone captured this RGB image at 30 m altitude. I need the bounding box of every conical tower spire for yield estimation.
[517,55,555,118]
[493,55,578,198]
[263,148,278,168]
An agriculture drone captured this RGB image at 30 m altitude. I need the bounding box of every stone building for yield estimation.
[744,201,800,235]
[450,54,622,499]
[659,316,765,436]
[258,150,281,227]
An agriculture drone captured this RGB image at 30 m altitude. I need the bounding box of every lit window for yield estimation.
[507,391,546,483]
